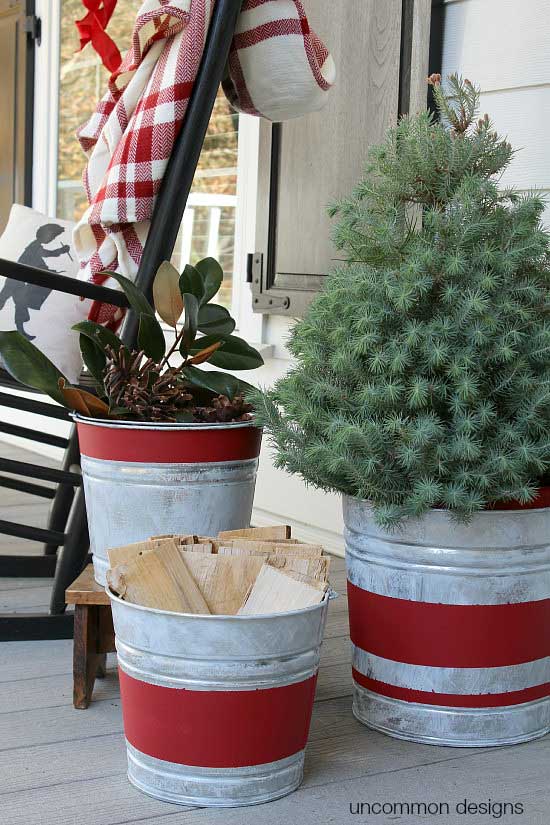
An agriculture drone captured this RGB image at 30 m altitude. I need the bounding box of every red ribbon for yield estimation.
[75,0,122,73]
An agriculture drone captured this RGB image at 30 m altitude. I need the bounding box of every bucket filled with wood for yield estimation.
[106,525,333,807]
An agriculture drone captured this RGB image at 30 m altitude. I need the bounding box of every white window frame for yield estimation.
[31,1,264,343]
[32,0,60,218]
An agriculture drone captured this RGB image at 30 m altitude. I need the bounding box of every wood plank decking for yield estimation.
[0,443,549,824]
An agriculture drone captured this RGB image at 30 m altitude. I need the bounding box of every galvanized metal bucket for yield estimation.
[75,416,262,586]
[343,494,550,747]
[108,589,330,806]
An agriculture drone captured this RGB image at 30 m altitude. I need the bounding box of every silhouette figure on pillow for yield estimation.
[0,224,71,339]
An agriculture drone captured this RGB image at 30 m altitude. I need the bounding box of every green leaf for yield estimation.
[95,273,165,362]
[182,365,255,399]
[182,293,199,353]
[138,313,166,361]
[197,304,236,337]
[195,257,223,305]
[79,335,106,385]
[72,321,125,354]
[153,261,184,326]
[179,265,205,303]
[206,335,264,370]
[102,270,155,317]
[0,331,66,405]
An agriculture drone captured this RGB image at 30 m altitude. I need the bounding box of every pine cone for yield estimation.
[194,394,253,424]
[103,346,193,421]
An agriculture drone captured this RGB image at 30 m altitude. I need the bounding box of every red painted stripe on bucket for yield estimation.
[347,581,550,668]
[352,668,550,708]
[489,486,550,510]
[119,669,317,768]
[76,421,262,463]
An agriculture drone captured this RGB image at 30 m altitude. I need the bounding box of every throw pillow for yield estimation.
[0,204,90,382]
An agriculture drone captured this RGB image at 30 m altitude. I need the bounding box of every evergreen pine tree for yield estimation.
[252,75,550,527]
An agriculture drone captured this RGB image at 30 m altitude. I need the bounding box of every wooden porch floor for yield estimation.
[0,443,549,824]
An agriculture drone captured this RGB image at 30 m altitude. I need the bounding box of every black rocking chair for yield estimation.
[0,0,243,641]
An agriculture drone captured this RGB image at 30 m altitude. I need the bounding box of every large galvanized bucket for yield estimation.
[108,590,330,806]
[75,416,262,586]
[343,493,550,747]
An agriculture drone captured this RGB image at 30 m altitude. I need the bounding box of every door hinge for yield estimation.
[23,14,41,44]
[249,252,291,312]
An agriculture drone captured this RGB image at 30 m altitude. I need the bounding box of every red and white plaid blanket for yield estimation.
[73,0,335,325]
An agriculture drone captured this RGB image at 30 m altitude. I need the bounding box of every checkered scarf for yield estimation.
[73,0,335,326]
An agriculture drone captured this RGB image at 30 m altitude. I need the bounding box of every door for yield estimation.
[0,0,35,232]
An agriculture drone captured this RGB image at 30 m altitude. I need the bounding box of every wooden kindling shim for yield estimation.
[107,542,210,614]
[217,541,324,557]
[238,565,327,615]
[267,554,330,583]
[181,552,264,615]
[218,524,291,541]
[216,548,329,588]
[107,537,179,568]
[179,543,213,554]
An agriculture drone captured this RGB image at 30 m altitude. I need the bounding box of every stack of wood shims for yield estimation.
[106,525,330,616]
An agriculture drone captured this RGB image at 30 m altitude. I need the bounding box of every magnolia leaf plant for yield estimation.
[252,75,550,526]
[0,257,264,423]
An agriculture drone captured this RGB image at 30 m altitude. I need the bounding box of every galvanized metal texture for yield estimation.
[76,416,261,432]
[110,589,329,686]
[109,590,330,806]
[352,646,550,695]
[343,494,550,747]
[83,455,258,586]
[126,744,305,807]
[353,684,550,748]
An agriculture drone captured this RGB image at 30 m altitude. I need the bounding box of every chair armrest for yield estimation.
[0,258,130,308]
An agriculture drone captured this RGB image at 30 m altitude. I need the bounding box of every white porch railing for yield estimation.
[174,191,237,272]
[57,182,237,270]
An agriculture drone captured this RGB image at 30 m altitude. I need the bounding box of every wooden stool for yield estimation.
[66,565,116,709]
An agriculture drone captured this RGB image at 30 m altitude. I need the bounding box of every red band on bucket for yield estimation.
[119,669,317,768]
[352,668,550,708]
[489,486,550,510]
[76,421,262,463]
[347,581,550,668]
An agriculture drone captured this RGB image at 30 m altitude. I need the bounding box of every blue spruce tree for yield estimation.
[252,75,550,526]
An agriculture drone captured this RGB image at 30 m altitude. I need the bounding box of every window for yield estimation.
[55,1,241,310]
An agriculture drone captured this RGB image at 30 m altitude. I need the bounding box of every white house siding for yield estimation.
[246,350,346,556]
[442,0,550,223]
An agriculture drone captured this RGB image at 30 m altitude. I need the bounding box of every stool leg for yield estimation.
[73,604,101,709]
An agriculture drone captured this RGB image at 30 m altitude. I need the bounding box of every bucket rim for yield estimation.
[342,491,550,516]
[107,585,332,621]
[73,413,261,433]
